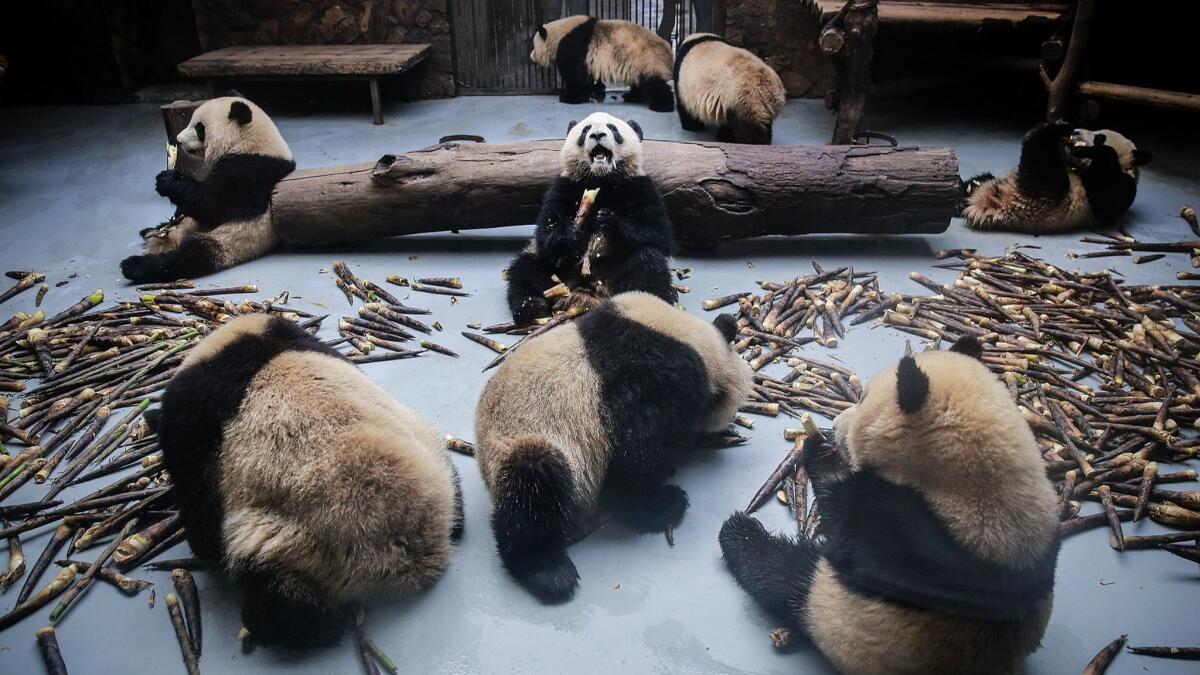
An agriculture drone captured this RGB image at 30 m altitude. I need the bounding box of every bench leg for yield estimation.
[369,77,383,125]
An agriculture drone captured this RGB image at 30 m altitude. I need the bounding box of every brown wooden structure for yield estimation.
[177,45,431,124]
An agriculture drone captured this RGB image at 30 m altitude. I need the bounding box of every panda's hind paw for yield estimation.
[120,254,165,283]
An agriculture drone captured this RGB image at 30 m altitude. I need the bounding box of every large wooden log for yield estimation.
[271,139,959,248]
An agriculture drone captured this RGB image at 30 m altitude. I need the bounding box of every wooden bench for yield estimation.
[178,44,431,125]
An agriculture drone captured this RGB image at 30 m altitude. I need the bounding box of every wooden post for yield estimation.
[369,78,383,125]
[270,139,959,248]
[160,100,205,178]
[1043,0,1095,121]
[658,0,678,41]
[829,0,878,144]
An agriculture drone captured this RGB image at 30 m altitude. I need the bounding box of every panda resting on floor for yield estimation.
[121,96,296,282]
[961,120,1151,233]
[154,314,463,648]
[720,336,1061,675]
[674,33,786,144]
[530,15,675,113]
[506,111,677,325]
[476,292,753,602]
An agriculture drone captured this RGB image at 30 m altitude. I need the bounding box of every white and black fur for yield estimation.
[720,336,1061,675]
[121,96,295,282]
[506,112,677,325]
[476,292,752,602]
[674,33,786,144]
[962,120,1151,233]
[155,314,462,648]
[530,16,674,112]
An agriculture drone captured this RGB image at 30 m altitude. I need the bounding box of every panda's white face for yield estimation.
[1069,128,1149,177]
[175,96,292,165]
[561,112,644,181]
[530,26,551,66]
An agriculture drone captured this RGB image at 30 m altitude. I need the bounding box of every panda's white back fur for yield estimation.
[676,34,786,128]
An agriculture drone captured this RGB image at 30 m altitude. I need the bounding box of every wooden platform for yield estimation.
[178,45,431,124]
[817,1,1065,25]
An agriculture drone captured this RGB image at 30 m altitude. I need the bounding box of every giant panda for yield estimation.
[155,314,462,648]
[719,335,1061,675]
[120,96,295,282]
[530,16,675,113]
[961,120,1151,233]
[674,33,786,144]
[476,291,752,602]
[506,112,677,325]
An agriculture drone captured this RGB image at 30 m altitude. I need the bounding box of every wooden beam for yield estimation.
[1078,81,1200,113]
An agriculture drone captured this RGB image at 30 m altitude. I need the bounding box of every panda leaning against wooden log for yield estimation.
[121,96,295,283]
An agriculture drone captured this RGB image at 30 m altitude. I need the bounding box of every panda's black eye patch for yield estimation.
[576,124,591,147]
[194,122,205,143]
[606,123,624,144]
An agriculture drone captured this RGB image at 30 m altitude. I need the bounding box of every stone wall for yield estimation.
[191,0,455,97]
[723,0,833,98]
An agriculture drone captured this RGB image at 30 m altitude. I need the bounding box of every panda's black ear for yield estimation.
[949,334,983,360]
[626,119,644,141]
[712,314,737,343]
[896,355,929,413]
[226,88,245,98]
[1133,148,1153,166]
[1093,133,1107,146]
[229,100,253,126]
[566,120,577,135]
[537,26,548,40]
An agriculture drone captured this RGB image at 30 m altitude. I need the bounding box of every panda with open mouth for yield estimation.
[505,111,677,325]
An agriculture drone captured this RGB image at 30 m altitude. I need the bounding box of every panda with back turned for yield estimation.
[121,96,295,282]
[531,16,675,113]
[674,33,786,144]
[962,120,1151,233]
[720,336,1061,675]
[476,291,753,602]
[153,313,462,648]
[506,111,677,325]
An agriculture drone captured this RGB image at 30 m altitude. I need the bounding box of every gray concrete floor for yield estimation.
[1,92,1197,674]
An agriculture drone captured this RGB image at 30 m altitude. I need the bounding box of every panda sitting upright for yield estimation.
[506,111,677,325]
[962,120,1151,233]
[720,336,1061,675]
[121,96,295,282]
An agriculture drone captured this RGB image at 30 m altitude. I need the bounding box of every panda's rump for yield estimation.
[678,42,784,127]
[588,21,672,85]
[806,561,1050,675]
[221,351,454,600]
[475,326,610,510]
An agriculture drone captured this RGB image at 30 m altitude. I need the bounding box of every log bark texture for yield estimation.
[271,139,959,248]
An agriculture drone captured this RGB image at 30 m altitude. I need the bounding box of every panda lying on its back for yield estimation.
[720,336,1060,675]
[506,111,677,325]
[476,292,752,602]
[531,16,674,113]
[121,96,295,282]
[155,314,462,648]
[962,120,1150,233]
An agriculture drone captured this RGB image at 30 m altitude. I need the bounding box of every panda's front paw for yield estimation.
[593,207,617,232]
[120,254,165,283]
[155,169,181,196]
[513,296,550,326]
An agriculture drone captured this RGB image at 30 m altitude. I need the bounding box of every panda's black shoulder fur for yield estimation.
[674,35,726,84]
[176,154,296,229]
[557,17,598,65]
[814,466,1059,621]
[158,317,344,562]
